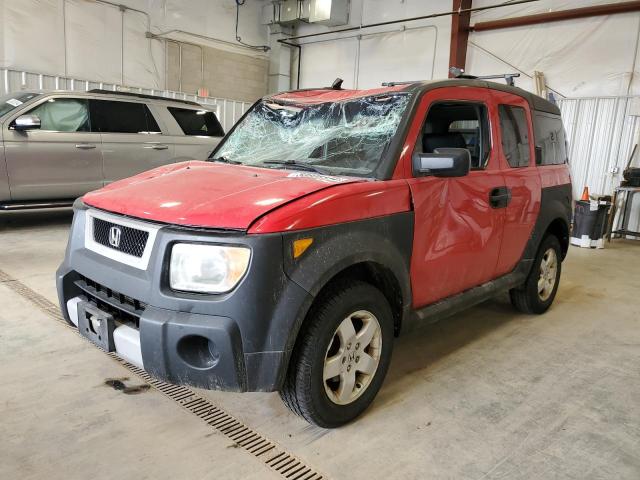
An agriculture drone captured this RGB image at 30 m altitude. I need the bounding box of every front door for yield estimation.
[3,96,103,200]
[406,87,506,307]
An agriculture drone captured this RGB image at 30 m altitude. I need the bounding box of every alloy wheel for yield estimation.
[322,310,382,405]
[538,247,558,301]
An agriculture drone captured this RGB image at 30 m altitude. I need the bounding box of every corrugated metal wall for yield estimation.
[558,96,640,199]
[1,68,252,133]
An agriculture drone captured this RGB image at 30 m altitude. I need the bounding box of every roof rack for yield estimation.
[88,89,201,106]
[449,67,520,86]
[381,80,424,87]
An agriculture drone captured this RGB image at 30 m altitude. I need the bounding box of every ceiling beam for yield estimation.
[470,0,640,32]
[449,0,473,76]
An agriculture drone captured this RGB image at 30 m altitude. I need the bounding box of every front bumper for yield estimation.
[57,206,312,392]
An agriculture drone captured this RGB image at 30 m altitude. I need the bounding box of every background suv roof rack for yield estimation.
[88,89,201,107]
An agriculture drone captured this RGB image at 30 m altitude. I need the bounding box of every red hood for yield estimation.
[82,161,362,229]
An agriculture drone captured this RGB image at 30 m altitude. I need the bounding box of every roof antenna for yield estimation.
[331,78,344,90]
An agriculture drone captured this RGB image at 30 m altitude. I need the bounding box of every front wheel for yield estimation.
[510,234,562,314]
[280,281,394,428]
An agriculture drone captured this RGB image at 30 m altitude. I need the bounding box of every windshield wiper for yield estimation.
[261,160,324,173]
[210,156,242,165]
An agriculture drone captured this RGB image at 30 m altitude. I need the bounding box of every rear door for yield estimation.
[3,96,102,200]
[407,87,506,306]
[90,99,172,184]
[491,91,541,276]
[162,106,224,160]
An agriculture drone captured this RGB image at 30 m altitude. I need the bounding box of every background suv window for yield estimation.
[421,102,490,169]
[90,100,160,134]
[499,105,530,168]
[27,98,90,132]
[168,107,224,137]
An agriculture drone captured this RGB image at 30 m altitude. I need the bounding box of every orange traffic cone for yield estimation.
[580,186,590,201]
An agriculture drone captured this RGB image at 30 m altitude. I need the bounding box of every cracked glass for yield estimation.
[213,93,412,178]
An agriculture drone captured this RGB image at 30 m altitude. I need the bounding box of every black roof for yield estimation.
[274,78,561,116]
[406,79,561,115]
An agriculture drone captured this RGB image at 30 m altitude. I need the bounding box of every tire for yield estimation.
[280,280,394,428]
[510,234,562,314]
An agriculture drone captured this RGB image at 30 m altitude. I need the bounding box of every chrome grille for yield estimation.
[93,217,149,258]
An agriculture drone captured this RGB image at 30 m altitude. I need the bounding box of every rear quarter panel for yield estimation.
[170,136,221,161]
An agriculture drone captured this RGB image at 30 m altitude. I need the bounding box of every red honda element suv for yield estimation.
[57,79,572,427]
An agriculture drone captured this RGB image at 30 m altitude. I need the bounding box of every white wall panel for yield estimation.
[295,0,640,98]
[65,0,122,84]
[468,13,640,97]
[122,9,164,88]
[296,0,451,89]
[164,0,267,48]
[0,0,266,91]
[357,27,437,88]
[299,38,358,88]
[0,0,65,74]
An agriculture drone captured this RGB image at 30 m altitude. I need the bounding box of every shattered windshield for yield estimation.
[212,93,411,177]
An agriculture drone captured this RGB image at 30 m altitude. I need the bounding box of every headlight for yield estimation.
[169,243,251,293]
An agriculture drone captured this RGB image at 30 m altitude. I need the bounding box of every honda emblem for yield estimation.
[108,226,122,248]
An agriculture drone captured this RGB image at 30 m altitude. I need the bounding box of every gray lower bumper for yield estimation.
[139,306,246,391]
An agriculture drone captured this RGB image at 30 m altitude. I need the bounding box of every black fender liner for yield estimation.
[523,184,572,265]
[277,212,414,371]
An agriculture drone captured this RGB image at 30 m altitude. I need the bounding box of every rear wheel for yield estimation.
[280,281,394,428]
[510,234,562,314]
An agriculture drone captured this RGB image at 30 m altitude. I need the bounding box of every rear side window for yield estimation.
[534,112,567,165]
[168,107,224,137]
[499,105,530,167]
[27,98,90,132]
[90,100,161,134]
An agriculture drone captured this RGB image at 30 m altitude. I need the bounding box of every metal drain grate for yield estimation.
[0,269,324,480]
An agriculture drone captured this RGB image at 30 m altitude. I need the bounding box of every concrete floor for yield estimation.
[1,209,639,479]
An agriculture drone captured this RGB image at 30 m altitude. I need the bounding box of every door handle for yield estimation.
[489,187,511,209]
[143,143,169,150]
[75,143,96,150]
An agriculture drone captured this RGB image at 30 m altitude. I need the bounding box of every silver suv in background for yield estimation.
[0,89,224,210]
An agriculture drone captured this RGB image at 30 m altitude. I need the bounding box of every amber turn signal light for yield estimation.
[293,238,313,259]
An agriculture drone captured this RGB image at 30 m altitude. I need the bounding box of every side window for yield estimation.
[26,98,90,132]
[534,112,568,165]
[168,107,224,137]
[499,105,530,167]
[90,100,161,134]
[420,102,490,169]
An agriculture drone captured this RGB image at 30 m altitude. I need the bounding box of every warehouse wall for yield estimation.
[467,0,640,98]
[166,43,268,102]
[0,0,269,100]
[292,0,640,98]
[292,0,451,90]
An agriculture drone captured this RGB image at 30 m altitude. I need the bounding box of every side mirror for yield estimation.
[12,114,41,131]
[412,148,471,177]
